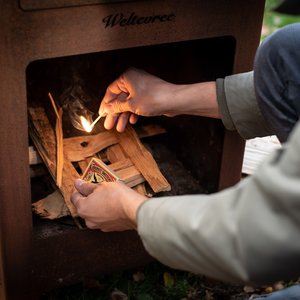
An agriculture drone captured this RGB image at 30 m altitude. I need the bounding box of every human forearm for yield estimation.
[137,187,250,283]
[100,68,273,137]
[99,69,221,132]
[163,81,220,118]
[137,121,300,284]
[121,191,147,230]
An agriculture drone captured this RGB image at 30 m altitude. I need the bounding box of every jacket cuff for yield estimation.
[216,72,273,139]
[216,78,235,131]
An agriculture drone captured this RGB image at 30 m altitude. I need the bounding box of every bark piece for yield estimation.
[32,190,69,219]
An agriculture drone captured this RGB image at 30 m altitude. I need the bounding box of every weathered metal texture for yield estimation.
[32,222,153,294]
[0,1,265,299]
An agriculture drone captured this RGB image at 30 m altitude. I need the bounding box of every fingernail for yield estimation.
[71,194,78,206]
[75,179,85,188]
[99,108,105,116]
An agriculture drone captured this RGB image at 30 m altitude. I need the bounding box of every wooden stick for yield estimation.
[48,93,64,188]
[55,108,63,188]
[90,115,102,129]
[48,92,59,119]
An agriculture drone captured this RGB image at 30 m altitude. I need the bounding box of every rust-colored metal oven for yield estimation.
[0,1,265,298]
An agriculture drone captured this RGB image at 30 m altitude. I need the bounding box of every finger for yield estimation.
[100,92,128,115]
[85,220,99,230]
[71,191,86,208]
[129,113,139,124]
[74,179,98,196]
[98,101,110,118]
[104,113,120,130]
[102,80,125,104]
[116,112,130,132]
[99,74,128,115]
[102,75,129,105]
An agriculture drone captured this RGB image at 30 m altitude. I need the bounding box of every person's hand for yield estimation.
[71,179,148,231]
[99,68,177,132]
[99,68,219,132]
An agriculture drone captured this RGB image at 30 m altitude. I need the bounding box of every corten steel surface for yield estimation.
[0,1,265,299]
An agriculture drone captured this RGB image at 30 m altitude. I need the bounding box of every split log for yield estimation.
[28,107,79,218]
[29,125,166,165]
[106,144,127,162]
[133,184,147,196]
[107,145,147,191]
[109,158,133,171]
[64,132,118,162]
[78,157,92,175]
[110,159,145,188]
[48,93,64,188]
[117,167,145,188]
[64,124,166,162]
[115,125,171,193]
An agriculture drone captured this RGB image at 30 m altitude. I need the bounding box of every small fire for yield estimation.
[80,116,92,132]
[80,114,102,133]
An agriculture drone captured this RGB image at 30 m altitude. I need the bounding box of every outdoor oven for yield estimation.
[0,1,265,299]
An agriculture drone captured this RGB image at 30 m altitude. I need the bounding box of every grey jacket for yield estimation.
[137,72,300,284]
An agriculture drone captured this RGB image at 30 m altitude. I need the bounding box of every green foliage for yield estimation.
[262,0,300,39]
[41,263,207,300]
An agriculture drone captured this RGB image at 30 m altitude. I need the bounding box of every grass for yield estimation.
[41,262,246,300]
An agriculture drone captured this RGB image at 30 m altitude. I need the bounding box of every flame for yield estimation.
[80,116,92,132]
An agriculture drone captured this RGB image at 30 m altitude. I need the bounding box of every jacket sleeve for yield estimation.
[137,120,300,285]
[216,71,274,139]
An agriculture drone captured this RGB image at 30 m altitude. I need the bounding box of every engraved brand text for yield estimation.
[103,12,175,28]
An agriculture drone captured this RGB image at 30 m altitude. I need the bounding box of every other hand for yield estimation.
[71,179,147,231]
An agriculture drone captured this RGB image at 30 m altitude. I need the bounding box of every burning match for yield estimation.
[80,114,102,132]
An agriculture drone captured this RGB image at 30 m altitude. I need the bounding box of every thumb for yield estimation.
[100,92,131,115]
[74,179,98,196]
[110,98,133,114]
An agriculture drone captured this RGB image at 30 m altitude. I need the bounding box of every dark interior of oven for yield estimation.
[26,35,235,232]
